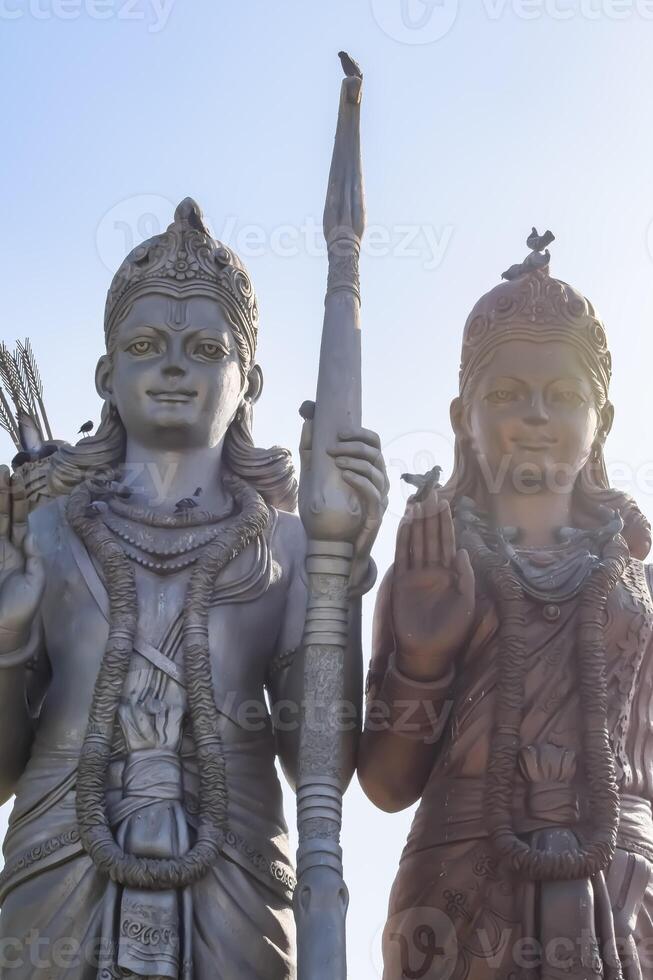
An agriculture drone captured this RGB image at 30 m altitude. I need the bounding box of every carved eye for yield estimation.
[127,340,154,355]
[196,341,226,359]
[486,389,515,404]
[552,389,584,406]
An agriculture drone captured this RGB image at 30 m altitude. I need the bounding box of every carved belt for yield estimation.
[411,762,653,858]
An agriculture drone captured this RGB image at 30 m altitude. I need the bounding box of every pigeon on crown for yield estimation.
[459,228,612,396]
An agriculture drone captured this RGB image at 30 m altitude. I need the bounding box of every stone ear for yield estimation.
[450,396,468,441]
[598,400,614,442]
[95,354,113,402]
[245,364,263,405]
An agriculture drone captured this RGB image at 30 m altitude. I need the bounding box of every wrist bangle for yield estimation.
[0,619,40,669]
[365,653,454,744]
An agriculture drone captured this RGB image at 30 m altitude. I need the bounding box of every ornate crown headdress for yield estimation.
[459,228,611,395]
[104,198,259,358]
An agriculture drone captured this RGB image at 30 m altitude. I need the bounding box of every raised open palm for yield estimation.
[0,465,45,656]
[391,492,475,681]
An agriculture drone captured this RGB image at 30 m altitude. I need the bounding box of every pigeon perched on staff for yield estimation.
[78,420,94,438]
[338,51,363,79]
[401,465,443,502]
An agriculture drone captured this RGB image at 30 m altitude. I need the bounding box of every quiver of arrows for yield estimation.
[0,339,64,510]
[0,339,53,455]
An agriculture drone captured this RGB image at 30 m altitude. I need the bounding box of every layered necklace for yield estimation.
[95,488,237,573]
[455,497,628,882]
[67,468,270,889]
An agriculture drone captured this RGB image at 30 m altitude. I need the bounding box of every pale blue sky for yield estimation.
[1,1,653,976]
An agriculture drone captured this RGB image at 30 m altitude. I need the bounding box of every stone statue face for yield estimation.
[461,338,603,493]
[99,292,246,451]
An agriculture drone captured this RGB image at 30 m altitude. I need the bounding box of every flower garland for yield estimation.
[66,469,269,888]
[458,508,628,881]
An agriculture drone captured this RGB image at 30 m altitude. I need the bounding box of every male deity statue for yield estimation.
[0,191,386,978]
[359,234,653,979]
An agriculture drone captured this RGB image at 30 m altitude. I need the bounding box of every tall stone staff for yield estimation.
[294,56,366,980]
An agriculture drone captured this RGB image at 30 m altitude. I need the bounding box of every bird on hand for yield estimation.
[338,51,363,79]
[78,420,94,438]
[401,465,443,502]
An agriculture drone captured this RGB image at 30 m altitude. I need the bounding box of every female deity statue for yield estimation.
[0,195,386,978]
[359,235,653,979]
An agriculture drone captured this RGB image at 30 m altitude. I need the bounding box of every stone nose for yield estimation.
[162,362,185,377]
[523,393,550,425]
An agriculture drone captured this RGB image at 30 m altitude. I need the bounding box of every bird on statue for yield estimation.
[175,487,203,513]
[11,450,32,470]
[78,420,94,438]
[526,226,555,252]
[502,227,555,280]
[338,51,363,79]
[401,465,443,502]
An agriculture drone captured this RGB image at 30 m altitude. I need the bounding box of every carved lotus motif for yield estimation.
[162,250,200,280]
[104,198,260,351]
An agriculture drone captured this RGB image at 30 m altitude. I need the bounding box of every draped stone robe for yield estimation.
[368,556,653,980]
[0,496,300,979]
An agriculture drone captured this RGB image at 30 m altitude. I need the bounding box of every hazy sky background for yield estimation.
[1,1,653,975]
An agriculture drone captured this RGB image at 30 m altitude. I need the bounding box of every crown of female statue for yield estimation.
[104,198,259,355]
[459,230,611,396]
